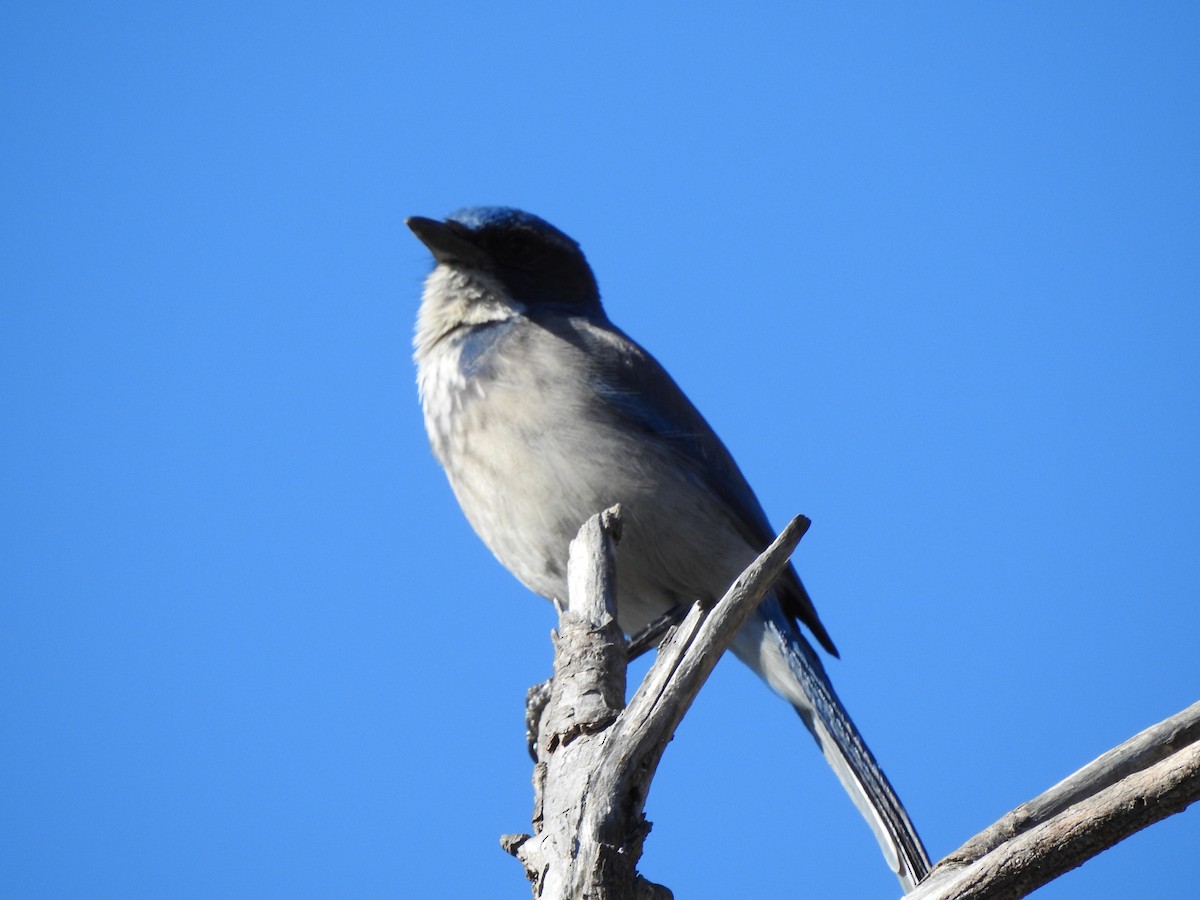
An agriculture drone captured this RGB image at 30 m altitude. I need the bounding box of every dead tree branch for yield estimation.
[909,700,1200,900]
[499,507,1199,899]
[501,505,810,899]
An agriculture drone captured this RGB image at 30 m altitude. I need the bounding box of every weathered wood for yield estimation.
[910,703,1200,900]
[501,507,810,899]
[499,507,1200,900]
[936,700,1200,874]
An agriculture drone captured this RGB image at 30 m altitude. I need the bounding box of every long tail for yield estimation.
[732,604,931,892]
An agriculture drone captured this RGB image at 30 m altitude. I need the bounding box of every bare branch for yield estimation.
[614,514,810,767]
[500,507,1199,900]
[911,702,1200,900]
[501,508,809,899]
[938,700,1200,873]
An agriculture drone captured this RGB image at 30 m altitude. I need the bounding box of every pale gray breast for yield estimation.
[421,317,760,630]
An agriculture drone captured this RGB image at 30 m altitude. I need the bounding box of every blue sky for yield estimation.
[3,3,1197,898]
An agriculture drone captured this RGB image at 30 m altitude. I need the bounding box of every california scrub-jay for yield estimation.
[408,206,930,890]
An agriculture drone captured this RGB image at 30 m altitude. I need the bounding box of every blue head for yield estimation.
[407,207,602,314]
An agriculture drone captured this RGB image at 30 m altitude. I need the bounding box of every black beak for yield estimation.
[406,216,490,267]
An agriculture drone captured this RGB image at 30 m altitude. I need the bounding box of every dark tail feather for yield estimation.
[735,608,931,891]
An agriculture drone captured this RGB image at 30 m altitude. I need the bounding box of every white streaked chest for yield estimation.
[416,316,642,596]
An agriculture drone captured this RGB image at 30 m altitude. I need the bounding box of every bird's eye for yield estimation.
[498,234,544,271]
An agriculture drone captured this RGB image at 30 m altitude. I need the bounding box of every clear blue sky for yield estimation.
[3,4,1197,898]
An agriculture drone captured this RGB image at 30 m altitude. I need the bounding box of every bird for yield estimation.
[407,206,931,890]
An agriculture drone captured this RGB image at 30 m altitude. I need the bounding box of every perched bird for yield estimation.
[408,206,930,890]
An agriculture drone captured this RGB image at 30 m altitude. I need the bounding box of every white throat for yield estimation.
[413,265,524,364]
[413,264,527,450]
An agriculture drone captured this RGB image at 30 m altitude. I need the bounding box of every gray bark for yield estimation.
[909,701,1200,900]
[501,505,810,899]
[500,508,1200,898]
